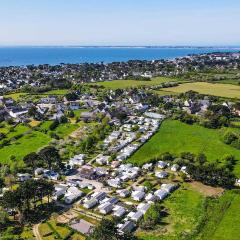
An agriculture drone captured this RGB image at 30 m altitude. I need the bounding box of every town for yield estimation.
[1,52,240,240]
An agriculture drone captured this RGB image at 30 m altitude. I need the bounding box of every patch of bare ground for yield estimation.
[189,181,224,197]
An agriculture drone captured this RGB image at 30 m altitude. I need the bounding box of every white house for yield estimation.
[131,191,145,202]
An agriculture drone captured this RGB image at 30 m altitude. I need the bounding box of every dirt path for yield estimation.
[33,223,42,240]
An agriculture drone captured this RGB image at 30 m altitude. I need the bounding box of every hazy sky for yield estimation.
[0,0,240,46]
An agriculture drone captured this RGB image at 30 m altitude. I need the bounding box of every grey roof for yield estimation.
[119,221,135,233]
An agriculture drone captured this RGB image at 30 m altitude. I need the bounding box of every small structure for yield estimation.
[130,211,143,222]
[131,191,145,202]
[70,219,94,235]
[117,189,130,198]
[171,164,180,172]
[118,221,135,234]
[155,171,168,179]
[79,166,96,179]
[83,199,98,209]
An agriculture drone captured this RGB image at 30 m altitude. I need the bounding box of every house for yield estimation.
[17,173,31,182]
[81,111,96,121]
[161,183,177,193]
[154,189,169,200]
[171,164,180,172]
[155,171,168,179]
[79,166,96,179]
[34,168,44,176]
[117,189,130,198]
[9,107,28,118]
[69,154,85,166]
[107,178,121,188]
[53,184,68,200]
[137,203,151,214]
[130,211,143,222]
[83,199,98,209]
[118,221,135,234]
[145,193,157,203]
[131,191,145,202]
[64,187,83,204]
[111,161,120,168]
[43,170,59,180]
[91,192,107,202]
[142,163,153,170]
[98,202,114,214]
[69,101,80,110]
[113,206,126,218]
[157,161,167,169]
[95,154,110,165]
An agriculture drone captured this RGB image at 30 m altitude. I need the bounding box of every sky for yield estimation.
[0,0,240,46]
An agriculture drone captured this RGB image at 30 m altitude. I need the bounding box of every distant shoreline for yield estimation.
[0,45,240,49]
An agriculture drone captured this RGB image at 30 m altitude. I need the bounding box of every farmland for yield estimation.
[94,77,181,89]
[162,82,240,99]
[128,120,240,177]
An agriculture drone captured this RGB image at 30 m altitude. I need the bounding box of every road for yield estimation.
[33,223,42,240]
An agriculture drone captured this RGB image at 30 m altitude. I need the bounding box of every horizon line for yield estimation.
[0,45,240,48]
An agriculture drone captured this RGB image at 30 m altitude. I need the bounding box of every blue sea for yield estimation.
[0,47,239,67]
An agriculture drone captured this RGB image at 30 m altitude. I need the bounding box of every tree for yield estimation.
[87,218,136,240]
[39,146,60,169]
[141,203,162,230]
[0,177,5,189]
[23,152,39,174]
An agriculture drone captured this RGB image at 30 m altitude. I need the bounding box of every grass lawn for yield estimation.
[152,90,178,96]
[202,191,240,240]
[137,183,205,240]
[4,92,28,100]
[0,131,51,165]
[0,124,31,145]
[163,82,240,99]
[42,89,70,95]
[53,123,80,138]
[128,120,240,177]
[94,77,181,89]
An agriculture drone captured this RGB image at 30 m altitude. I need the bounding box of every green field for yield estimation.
[163,82,240,99]
[138,183,205,240]
[138,185,240,240]
[196,190,240,240]
[95,77,181,89]
[0,131,51,165]
[53,123,79,138]
[128,120,240,176]
[209,191,240,240]
[41,89,69,95]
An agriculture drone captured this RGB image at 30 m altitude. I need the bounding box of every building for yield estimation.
[155,171,169,179]
[79,166,96,179]
[130,211,143,222]
[118,221,135,234]
[117,189,130,198]
[131,191,145,202]
[83,199,98,209]
[98,202,114,214]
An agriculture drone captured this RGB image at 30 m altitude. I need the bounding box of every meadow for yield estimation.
[162,82,240,99]
[196,190,240,240]
[128,120,240,177]
[138,184,240,240]
[95,77,181,89]
[0,131,51,165]
[138,183,205,240]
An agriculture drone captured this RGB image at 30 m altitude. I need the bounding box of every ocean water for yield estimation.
[0,47,239,67]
